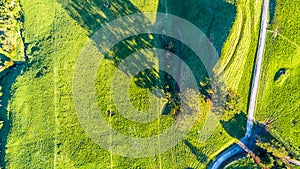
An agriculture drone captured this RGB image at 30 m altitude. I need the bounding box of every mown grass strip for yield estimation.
[215,6,244,75]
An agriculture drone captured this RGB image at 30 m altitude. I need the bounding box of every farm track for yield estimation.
[245,0,269,139]
[209,0,270,168]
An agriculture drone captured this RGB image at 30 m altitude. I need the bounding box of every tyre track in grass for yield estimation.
[223,2,253,91]
[216,6,244,76]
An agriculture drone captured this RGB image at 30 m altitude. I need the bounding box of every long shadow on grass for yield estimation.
[269,0,276,24]
[184,140,208,163]
[56,0,170,93]
[159,0,236,54]
[220,111,247,139]
[57,0,236,94]
[253,123,300,166]
[56,0,141,36]
[0,62,25,167]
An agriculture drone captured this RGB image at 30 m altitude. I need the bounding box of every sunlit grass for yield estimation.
[2,0,273,168]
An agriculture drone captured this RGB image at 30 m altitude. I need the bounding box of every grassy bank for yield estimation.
[2,0,265,168]
[256,0,300,155]
[4,0,199,168]
[215,0,263,111]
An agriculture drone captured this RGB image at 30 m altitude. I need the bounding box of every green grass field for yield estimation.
[256,0,300,156]
[214,0,263,111]
[226,156,259,169]
[0,0,273,168]
[1,1,234,168]
[225,0,300,167]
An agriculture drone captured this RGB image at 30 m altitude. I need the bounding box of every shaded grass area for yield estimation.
[226,157,260,169]
[269,0,276,24]
[220,111,247,139]
[256,0,300,154]
[0,64,25,168]
[161,0,236,55]
[214,0,263,111]
[56,0,145,36]
[1,0,251,168]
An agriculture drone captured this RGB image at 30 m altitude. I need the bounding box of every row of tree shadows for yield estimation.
[56,0,299,168]
[0,0,284,168]
[58,0,234,167]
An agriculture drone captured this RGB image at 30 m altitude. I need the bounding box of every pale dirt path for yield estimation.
[209,0,270,168]
[245,0,269,139]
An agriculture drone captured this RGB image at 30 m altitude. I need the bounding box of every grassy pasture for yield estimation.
[227,0,300,167]
[256,0,300,155]
[221,0,300,167]
[214,0,263,111]
[226,156,259,169]
[0,0,268,168]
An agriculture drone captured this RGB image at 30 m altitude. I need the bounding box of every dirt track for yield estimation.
[209,0,270,168]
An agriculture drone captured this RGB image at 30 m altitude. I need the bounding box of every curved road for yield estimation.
[209,0,270,168]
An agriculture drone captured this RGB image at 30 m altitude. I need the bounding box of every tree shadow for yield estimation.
[184,140,208,163]
[252,123,299,167]
[57,0,171,95]
[269,0,276,24]
[220,111,247,139]
[56,0,236,73]
[56,0,236,107]
[254,122,300,156]
[158,0,236,54]
[56,0,141,36]
[0,62,25,167]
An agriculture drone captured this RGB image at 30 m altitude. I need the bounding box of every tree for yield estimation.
[200,78,240,115]
[254,118,298,169]
[256,140,292,168]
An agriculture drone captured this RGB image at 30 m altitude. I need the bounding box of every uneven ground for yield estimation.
[0,0,282,168]
[256,0,300,158]
[3,0,235,168]
[224,0,300,167]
